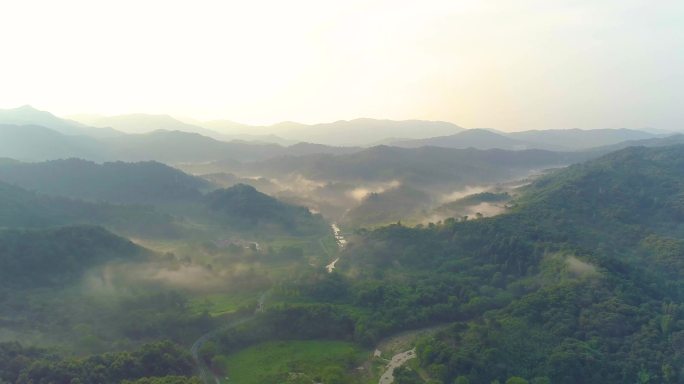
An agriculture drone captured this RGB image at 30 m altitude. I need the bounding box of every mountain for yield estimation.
[390,128,660,151]
[195,119,254,133]
[390,128,540,150]
[204,184,326,234]
[342,185,432,228]
[0,159,210,204]
[277,118,464,146]
[282,142,361,156]
[199,172,280,195]
[588,133,684,154]
[515,144,684,247]
[330,144,684,383]
[194,118,464,147]
[244,146,589,188]
[0,180,179,237]
[71,113,225,138]
[0,105,121,138]
[101,130,364,163]
[433,191,511,218]
[194,119,296,145]
[0,225,148,288]
[0,121,363,164]
[75,113,296,144]
[0,124,104,161]
[100,130,277,163]
[507,128,656,150]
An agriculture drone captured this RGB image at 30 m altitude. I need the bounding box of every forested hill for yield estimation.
[204,183,326,234]
[330,144,684,383]
[0,159,210,204]
[243,145,589,187]
[514,144,684,249]
[0,225,149,288]
[0,180,179,238]
[342,185,432,228]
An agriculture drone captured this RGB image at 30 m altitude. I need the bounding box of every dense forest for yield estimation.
[242,146,588,188]
[2,2,681,381]
[0,226,147,288]
[0,159,209,204]
[2,144,684,384]
[0,340,200,384]
[0,180,180,238]
[204,184,327,235]
[200,145,684,383]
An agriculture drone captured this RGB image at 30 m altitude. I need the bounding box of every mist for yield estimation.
[82,262,260,294]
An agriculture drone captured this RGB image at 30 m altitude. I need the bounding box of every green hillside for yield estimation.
[244,146,589,188]
[0,180,179,238]
[204,183,327,235]
[343,185,432,228]
[205,145,684,384]
[346,145,684,383]
[0,158,209,204]
[0,225,148,288]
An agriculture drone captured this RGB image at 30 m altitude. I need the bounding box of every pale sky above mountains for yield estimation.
[0,0,681,131]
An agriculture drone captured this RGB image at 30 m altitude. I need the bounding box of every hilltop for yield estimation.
[204,183,326,235]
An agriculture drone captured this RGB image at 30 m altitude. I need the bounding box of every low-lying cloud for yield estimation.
[347,180,401,202]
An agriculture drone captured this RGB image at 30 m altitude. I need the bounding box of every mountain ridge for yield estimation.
[0,105,122,138]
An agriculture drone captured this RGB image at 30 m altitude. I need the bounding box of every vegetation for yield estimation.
[0,226,215,353]
[214,340,366,384]
[343,185,432,228]
[205,184,327,235]
[439,191,510,210]
[0,158,209,204]
[0,340,197,384]
[0,225,146,288]
[398,145,684,383]
[205,144,684,383]
[0,180,180,237]
[244,145,587,187]
[3,142,684,384]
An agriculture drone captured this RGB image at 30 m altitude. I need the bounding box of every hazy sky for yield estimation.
[0,0,682,131]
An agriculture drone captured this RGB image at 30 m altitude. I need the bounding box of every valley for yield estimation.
[1,107,684,384]
[2,2,682,382]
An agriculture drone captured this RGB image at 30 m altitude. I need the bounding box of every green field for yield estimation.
[215,340,368,384]
[187,292,259,316]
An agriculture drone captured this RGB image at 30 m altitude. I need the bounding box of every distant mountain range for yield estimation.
[507,128,658,150]
[271,118,464,146]
[69,112,464,146]
[390,129,540,150]
[0,124,104,161]
[0,105,121,138]
[0,106,364,163]
[72,112,222,137]
[587,133,684,153]
[0,105,679,165]
[390,128,661,151]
